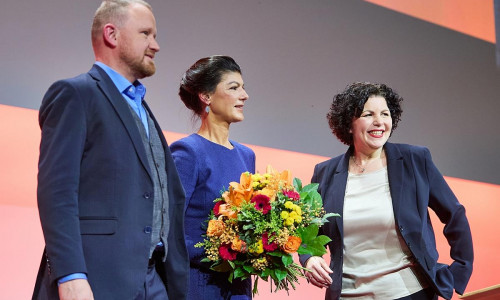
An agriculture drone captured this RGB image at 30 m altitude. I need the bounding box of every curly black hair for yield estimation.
[327,82,403,145]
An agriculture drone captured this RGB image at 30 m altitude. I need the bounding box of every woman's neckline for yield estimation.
[194,133,235,150]
[348,166,387,176]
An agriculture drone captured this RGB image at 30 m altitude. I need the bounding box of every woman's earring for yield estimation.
[205,105,210,113]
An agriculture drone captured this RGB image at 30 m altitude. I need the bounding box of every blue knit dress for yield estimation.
[170,134,255,300]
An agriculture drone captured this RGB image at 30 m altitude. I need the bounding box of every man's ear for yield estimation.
[102,23,118,48]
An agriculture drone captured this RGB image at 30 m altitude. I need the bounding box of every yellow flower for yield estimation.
[251,174,262,182]
[281,211,289,219]
[251,257,269,271]
[295,216,302,223]
[249,240,264,254]
[284,201,293,209]
[289,211,298,219]
[293,205,302,215]
[285,217,295,226]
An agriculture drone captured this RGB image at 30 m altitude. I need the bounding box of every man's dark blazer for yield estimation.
[300,142,473,300]
[32,65,189,300]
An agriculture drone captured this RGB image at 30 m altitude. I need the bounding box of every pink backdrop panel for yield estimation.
[1,104,498,299]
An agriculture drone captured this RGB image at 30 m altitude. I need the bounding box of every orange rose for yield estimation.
[206,219,225,237]
[218,203,238,219]
[231,236,248,253]
[282,236,302,254]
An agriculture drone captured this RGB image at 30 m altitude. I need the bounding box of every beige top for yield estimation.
[341,167,426,299]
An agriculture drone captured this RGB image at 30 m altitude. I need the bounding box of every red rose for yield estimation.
[282,189,300,201]
[262,232,278,252]
[251,194,271,215]
[219,243,238,261]
[213,201,223,217]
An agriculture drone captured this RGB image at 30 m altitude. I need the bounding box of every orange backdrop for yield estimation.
[1,104,499,299]
[364,0,495,43]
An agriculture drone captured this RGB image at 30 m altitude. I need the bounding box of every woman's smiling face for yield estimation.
[351,95,393,153]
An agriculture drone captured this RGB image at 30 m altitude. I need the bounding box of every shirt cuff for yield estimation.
[58,273,88,285]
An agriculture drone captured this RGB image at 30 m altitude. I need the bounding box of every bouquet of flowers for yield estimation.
[195,166,339,295]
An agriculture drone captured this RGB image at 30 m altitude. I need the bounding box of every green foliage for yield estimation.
[293,177,303,191]
[295,179,323,211]
[297,224,332,256]
[282,254,293,266]
[234,267,245,279]
[212,260,232,272]
[275,268,288,282]
[297,223,319,242]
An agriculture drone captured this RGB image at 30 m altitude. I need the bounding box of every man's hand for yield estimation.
[305,256,333,289]
[58,279,94,300]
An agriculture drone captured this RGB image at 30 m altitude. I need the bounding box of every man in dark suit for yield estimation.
[32,1,189,299]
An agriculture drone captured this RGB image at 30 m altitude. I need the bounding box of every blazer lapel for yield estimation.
[325,149,350,240]
[385,143,404,220]
[88,65,153,182]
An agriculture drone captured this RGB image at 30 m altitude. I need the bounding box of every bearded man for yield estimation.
[32,1,188,299]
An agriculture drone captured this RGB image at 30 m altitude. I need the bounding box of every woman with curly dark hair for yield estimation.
[300,82,473,300]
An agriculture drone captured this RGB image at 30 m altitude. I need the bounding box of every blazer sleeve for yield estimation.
[424,148,474,294]
[37,80,88,282]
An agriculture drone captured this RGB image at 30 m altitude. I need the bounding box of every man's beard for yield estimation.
[120,50,156,80]
[129,57,156,79]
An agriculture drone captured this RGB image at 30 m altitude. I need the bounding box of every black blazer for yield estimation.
[33,65,189,300]
[300,142,473,300]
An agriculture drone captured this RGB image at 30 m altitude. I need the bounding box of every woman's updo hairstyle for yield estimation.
[179,55,242,116]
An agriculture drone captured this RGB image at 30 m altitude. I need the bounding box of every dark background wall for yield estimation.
[1,0,499,184]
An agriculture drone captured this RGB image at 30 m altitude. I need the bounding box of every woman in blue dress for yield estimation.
[170,55,255,299]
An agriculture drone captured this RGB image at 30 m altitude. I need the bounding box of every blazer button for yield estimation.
[399,225,404,232]
[143,192,151,199]
[144,226,152,234]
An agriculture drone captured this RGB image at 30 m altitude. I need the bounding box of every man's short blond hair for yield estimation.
[91,0,152,45]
